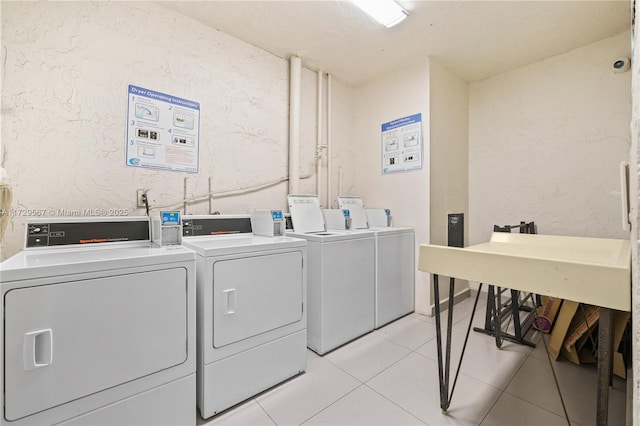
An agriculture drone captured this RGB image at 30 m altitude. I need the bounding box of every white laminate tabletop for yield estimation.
[418,233,630,311]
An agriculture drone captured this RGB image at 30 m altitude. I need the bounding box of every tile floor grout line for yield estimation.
[373,321,440,352]
[299,317,436,424]
[477,328,583,426]
[477,385,507,425]
[297,329,429,425]
[421,310,534,426]
[294,383,367,426]
[361,381,428,425]
[253,398,279,426]
[200,312,622,426]
[475,331,537,425]
[322,355,369,382]
[321,333,411,375]
[498,390,585,426]
[360,348,416,384]
[437,364,507,425]
[322,340,421,401]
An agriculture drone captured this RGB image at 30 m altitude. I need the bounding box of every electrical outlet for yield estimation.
[137,189,148,208]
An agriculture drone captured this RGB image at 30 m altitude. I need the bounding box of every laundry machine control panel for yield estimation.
[152,211,183,246]
[182,215,253,236]
[24,218,151,248]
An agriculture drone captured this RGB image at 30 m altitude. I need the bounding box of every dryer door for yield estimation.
[3,268,188,421]
[212,251,303,348]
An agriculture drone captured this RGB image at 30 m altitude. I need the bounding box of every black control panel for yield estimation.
[182,217,252,237]
[26,220,150,248]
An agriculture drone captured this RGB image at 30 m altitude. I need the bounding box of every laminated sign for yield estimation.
[126,85,200,173]
[381,113,423,174]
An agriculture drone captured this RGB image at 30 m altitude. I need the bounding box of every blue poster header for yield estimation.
[381,113,421,132]
[128,85,200,110]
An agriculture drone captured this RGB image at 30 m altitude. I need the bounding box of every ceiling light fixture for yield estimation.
[350,0,408,28]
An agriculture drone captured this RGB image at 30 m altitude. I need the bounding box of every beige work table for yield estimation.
[418,232,631,426]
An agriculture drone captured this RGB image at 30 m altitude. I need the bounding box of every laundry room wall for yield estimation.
[469,31,632,245]
[428,58,470,307]
[350,60,431,314]
[0,1,351,259]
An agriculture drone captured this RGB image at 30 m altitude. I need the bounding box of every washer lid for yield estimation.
[182,234,306,256]
[366,209,390,227]
[337,196,368,229]
[288,195,325,233]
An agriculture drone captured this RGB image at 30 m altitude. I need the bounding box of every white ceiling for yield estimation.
[158,1,631,86]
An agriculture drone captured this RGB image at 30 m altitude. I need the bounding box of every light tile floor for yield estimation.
[199,296,627,426]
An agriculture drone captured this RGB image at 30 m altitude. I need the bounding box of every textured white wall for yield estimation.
[469,31,631,245]
[0,2,350,259]
[429,58,469,302]
[351,61,431,313]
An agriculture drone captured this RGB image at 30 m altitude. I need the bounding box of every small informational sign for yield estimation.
[381,113,423,174]
[126,85,200,173]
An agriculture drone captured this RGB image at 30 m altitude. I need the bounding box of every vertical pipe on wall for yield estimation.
[316,70,323,205]
[183,177,188,215]
[327,73,333,207]
[338,166,343,197]
[289,56,302,195]
[208,176,213,214]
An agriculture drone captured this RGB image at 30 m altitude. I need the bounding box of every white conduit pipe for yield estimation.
[289,55,302,195]
[151,174,312,212]
[208,177,213,214]
[183,177,188,215]
[327,73,333,207]
[316,70,323,206]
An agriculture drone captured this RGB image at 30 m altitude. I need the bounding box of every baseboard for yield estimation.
[428,287,471,317]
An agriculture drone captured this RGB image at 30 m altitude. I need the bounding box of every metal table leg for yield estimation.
[432,274,483,414]
[596,307,614,426]
[432,273,453,412]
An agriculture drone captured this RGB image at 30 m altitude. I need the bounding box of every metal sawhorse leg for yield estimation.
[473,221,540,347]
[473,285,539,348]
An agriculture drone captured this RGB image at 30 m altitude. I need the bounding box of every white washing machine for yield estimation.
[338,197,415,329]
[0,217,196,426]
[287,195,375,355]
[181,215,307,419]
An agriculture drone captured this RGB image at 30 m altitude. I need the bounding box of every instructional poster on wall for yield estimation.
[381,113,423,174]
[126,84,200,173]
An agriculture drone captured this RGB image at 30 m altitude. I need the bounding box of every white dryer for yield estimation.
[338,197,415,329]
[0,217,196,426]
[287,195,375,355]
[181,215,307,419]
